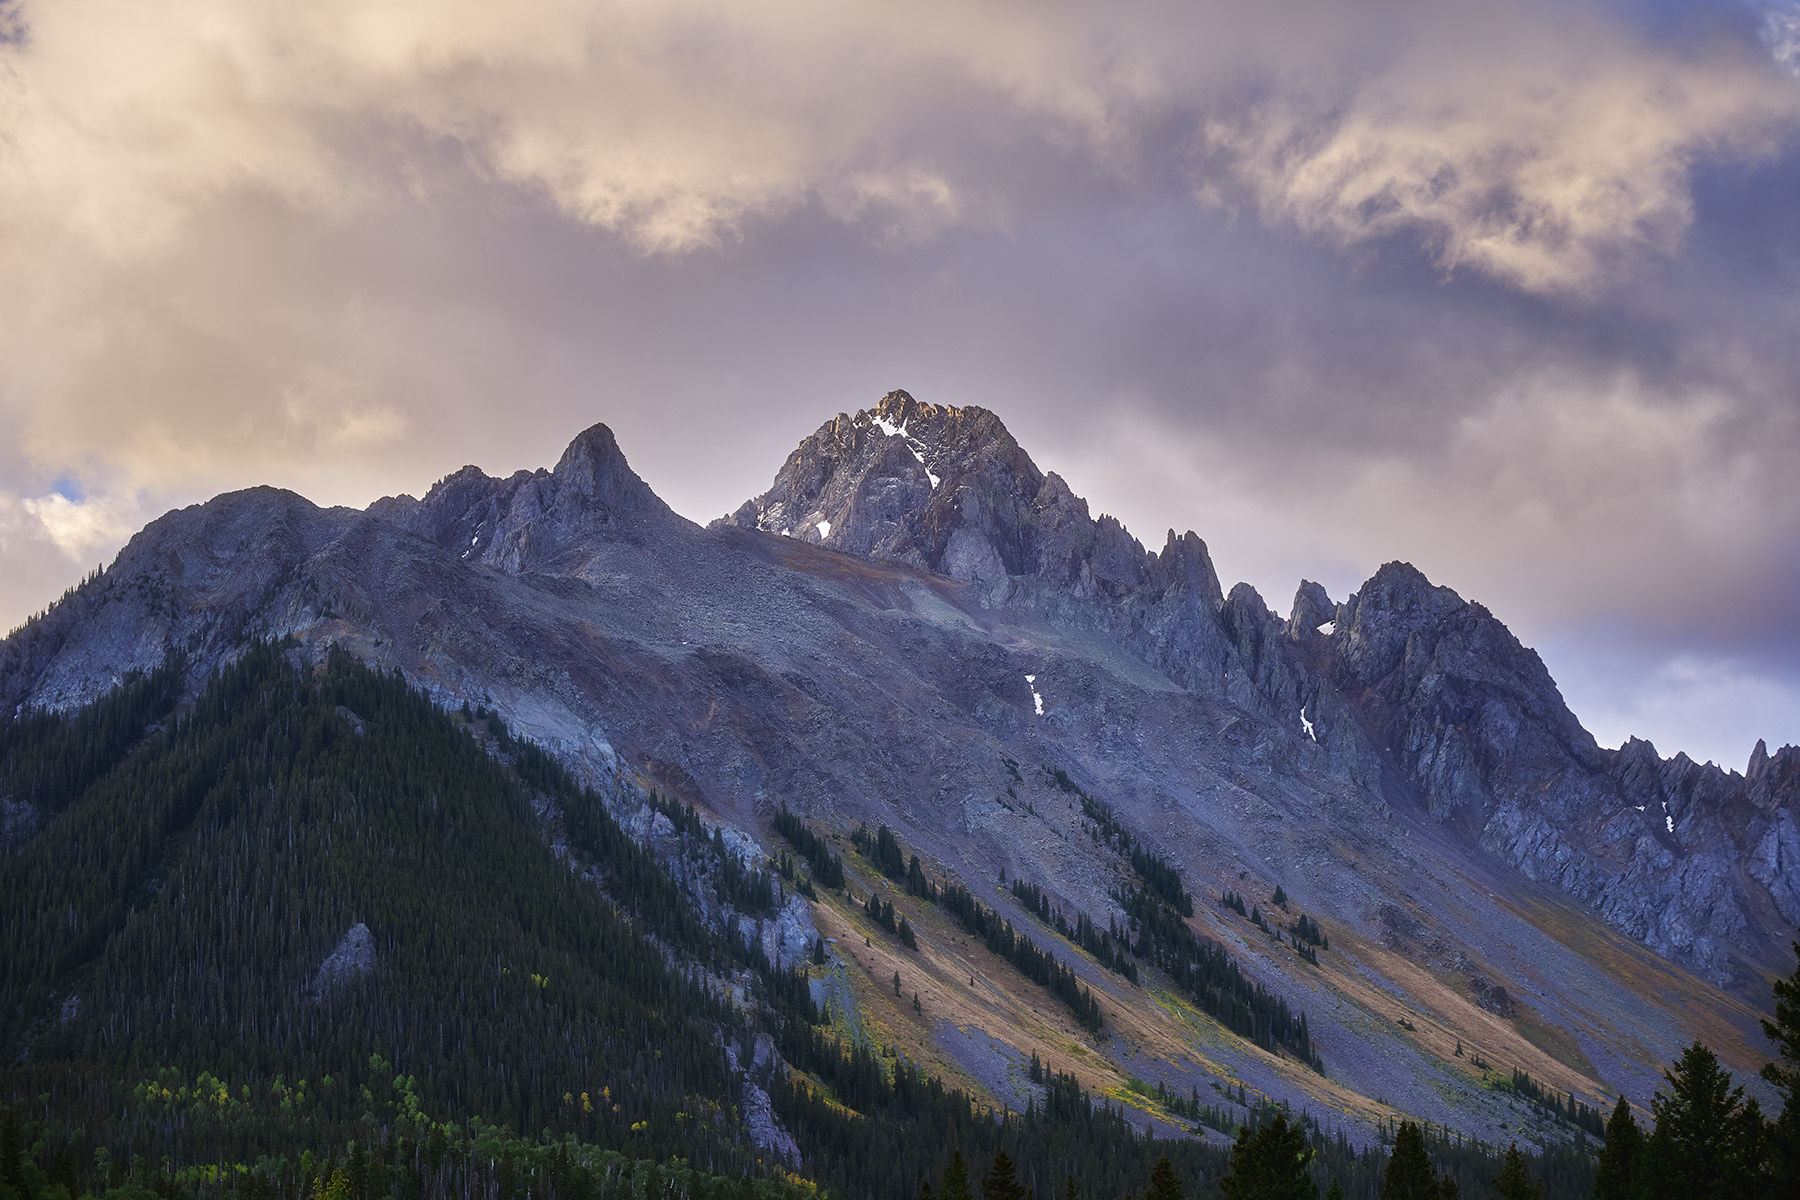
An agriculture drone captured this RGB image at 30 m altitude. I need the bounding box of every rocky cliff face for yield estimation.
[0,391,1794,1131]
[717,393,1800,986]
[720,390,1152,598]
[1276,564,1800,978]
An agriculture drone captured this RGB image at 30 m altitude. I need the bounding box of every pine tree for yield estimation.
[1491,1144,1539,1200]
[1146,1156,1184,1200]
[1326,1183,1345,1200]
[1763,935,1800,1194]
[1591,1097,1641,1200]
[1382,1121,1436,1200]
[981,1151,1028,1200]
[0,1106,25,1200]
[1220,1114,1313,1200]
[940,1151,972,1200]
[1642,1042,1757,1200]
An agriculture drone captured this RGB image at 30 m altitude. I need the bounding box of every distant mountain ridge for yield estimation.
[1,388,1794,1149]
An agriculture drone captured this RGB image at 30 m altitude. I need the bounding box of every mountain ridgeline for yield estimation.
[1,389,1797,1197]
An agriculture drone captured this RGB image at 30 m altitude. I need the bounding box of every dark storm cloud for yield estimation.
[1,0,1797,762]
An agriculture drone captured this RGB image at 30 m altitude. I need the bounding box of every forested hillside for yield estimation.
[2,646,1791,1200]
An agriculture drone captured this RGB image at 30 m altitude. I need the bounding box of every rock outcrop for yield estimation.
[310,922,376,999]
[719,390,1152,598]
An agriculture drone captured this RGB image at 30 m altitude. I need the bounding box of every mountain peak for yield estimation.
[394,418,674,573]
[717,389,1166,597]
[552,421,663,515]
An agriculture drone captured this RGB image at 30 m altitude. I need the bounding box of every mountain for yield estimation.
[2,389,1795,1187]
[722,390,1799,985]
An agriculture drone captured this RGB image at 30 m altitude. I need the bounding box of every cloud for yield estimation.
[1198,4,1799,294]
[0,0,1798,762]
[1056,349,1800,651]
[19,491,136,561]
[1765,4,1800,76]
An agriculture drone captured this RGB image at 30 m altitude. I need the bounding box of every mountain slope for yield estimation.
[0,390,1792,1159]
[5,645,1311,1200]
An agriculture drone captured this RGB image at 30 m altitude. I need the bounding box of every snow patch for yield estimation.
[470,535,479,546]
[1316,621,1335,636]
[870,412,939,487]
[1300,707,1316,742]
[1666,814,1675,834]
[1025,674,1044,716]
[816,519,831,538]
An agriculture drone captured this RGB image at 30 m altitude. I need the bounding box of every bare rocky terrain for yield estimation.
[3,389,1794,1149]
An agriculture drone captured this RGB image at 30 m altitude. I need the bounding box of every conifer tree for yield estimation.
[1642,1041,1758,1200]
[1491,1144,1540,1200]
[1591,1097,1641,1200]
[1146,1156,1185,1200]
[1762,935,1800,1193]
[982,1151,1028,1200]
[940,1151,972,1200]
[1382,1121,1436,1200]
[0,1106,25,1200]
[1220,1114,1312,1200]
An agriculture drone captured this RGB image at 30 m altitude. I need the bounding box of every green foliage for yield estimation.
[771,809,845,890]
[1009,879,1138,983]
[1491,1144,1541,1200]
[1500,1072,1603,1139]
[1384,1121,1437,1200]
[1144,1157,1184,1200]
[1118,885,1321,1070]
[1762,937,1800,1191]
[1590,1097,1639,1200]
[1641,1042,1763,1200]
[852,825,908,882]
[851,825,1104,1034]
[1219,1114,1311,1200]
[1,645,782,1177]
[1066,781,1191,917]
[1289,914,1327,951]
[938,1152,971,1200]
[979,1151,1026,1200]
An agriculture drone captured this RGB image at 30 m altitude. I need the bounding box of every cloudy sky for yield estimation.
[2,0,1798,768]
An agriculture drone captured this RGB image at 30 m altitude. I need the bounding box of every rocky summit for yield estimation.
[3,389,1795,1152]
